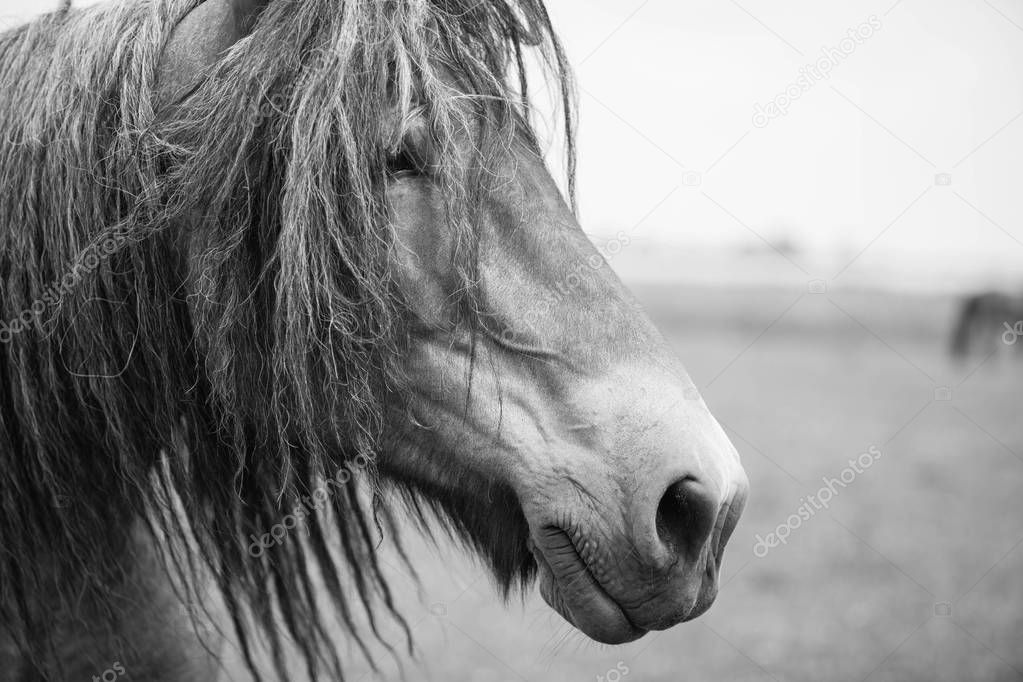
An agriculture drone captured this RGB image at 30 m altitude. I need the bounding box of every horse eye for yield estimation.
[386,147,422,179]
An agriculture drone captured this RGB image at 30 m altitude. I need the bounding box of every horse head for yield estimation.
[153,0,749,647]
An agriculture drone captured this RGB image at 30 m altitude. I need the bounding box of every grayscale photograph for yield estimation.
[0,0,1020,680]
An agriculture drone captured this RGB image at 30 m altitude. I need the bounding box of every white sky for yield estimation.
[3,0,1023,289]
[545,0,1023,286]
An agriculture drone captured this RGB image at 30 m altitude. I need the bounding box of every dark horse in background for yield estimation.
[0,0,749,679]
[950,290,1023,359]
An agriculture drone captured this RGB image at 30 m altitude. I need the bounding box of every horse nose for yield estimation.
[655,477,722,563]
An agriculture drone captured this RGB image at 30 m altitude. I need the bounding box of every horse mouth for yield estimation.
[528,527,647,645]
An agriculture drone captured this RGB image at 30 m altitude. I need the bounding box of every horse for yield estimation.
[0,0,749,679]
[949,290,1023,359]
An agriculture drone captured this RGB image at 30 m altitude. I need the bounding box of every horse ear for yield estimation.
[156,0,271,108]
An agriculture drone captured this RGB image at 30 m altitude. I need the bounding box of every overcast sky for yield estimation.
[3,0,1022,288]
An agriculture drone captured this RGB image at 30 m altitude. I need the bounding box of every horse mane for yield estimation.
[0,0,574,679]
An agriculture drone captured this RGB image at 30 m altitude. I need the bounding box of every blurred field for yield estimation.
[220,284,1023,682]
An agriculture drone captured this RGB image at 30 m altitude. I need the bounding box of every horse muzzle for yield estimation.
[526,477,747,643]
[517,371,750,643]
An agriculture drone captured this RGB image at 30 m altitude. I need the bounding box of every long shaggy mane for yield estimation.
[0,0,574,679]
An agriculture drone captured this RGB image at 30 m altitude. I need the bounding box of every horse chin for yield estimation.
[527,528,647,645]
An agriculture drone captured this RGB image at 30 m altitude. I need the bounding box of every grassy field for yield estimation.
[219,284,1023,682]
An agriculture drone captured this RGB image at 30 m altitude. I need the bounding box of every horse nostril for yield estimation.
[655,477,719,560]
